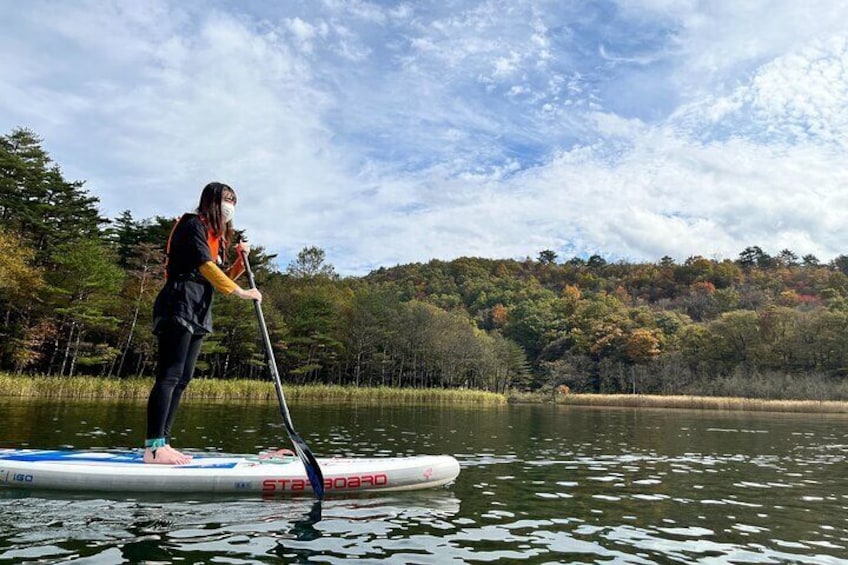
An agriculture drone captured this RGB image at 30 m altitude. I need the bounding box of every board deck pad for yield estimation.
[0,449,460,496]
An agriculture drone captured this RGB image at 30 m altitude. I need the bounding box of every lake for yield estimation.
[1,397,847,563]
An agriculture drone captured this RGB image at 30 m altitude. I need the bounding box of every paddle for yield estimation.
[240,248,325,500]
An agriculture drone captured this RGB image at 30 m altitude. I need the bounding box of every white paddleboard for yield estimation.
[0,449,460,495]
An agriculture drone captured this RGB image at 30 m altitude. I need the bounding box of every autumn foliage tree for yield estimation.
[3,127,848,400]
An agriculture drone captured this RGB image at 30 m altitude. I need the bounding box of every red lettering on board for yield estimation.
[321,473,390,490]
[263,473,390,493]
[261,478,291,493]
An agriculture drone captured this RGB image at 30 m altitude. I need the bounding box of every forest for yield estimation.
[3,127,848,400]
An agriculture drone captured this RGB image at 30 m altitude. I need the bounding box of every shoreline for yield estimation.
[536,393,848,414]
[0,374,506,405]
[2,374,848,413]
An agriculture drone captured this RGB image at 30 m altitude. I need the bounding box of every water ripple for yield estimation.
[3,401,848,563]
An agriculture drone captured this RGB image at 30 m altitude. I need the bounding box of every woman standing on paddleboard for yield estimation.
[145,182,262,465]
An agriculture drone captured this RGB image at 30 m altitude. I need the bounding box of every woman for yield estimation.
[145,182,262,465]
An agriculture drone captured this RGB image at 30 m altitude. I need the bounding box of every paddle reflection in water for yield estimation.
[290,500,323,542]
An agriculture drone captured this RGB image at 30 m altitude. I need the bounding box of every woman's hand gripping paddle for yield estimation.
[240,248,325,500]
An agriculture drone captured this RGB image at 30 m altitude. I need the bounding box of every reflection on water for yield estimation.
[0,490,462,563]
[1,399,848,563]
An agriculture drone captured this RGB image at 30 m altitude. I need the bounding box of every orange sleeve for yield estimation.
[199,262,239,294]
[226,254,246,281]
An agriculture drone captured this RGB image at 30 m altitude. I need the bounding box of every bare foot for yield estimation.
[168,446,194,460]
[143,445,192,465]
[259,448,296,460]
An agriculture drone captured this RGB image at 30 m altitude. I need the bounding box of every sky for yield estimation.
[1,0,847,275]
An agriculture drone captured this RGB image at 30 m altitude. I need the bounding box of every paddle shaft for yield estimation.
[240,250,324,500]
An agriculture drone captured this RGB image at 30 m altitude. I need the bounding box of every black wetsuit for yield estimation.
[146,214,217,441]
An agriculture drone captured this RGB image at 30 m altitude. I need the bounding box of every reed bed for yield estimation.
[0,374,506,405]
[527,393,848,414]
[4,374,847,412]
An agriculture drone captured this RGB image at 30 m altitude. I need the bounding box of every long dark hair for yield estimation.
[197,181,236,261]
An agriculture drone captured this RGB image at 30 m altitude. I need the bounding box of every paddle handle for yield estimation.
[240,251,293,425]
[240,248,325,500]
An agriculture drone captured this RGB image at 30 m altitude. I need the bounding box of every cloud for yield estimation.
[1,2,346,216]
[326,29,848,271]
[1,1,847,275]
[343,130,846,271]
[284,17,329,54]
[671,35,848,147]
[644,0,848,95]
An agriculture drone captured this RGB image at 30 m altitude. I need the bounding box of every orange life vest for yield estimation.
[163,214,223,279]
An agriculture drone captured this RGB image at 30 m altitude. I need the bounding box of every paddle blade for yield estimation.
[290,429,325,500]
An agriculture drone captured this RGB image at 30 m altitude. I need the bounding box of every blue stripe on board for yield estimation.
[0,450,139,463]
[0,450,240,469]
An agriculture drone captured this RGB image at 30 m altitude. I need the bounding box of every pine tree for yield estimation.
[0,128,106,264]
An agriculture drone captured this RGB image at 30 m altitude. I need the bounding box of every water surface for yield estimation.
[1,398,847,563]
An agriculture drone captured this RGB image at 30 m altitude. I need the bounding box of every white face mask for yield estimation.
[221,202,235,223]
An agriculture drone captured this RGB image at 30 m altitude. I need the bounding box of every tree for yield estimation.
[105,210,166,268]
[503,293,569,361]
[587,254,607,269]
[8,128,848,395]
[109,242,163,377]
[738,246,773,269]
[0,128,106,263]
[832,255,848,276]
[678,256,714,286]
[777,249,799,267]
[624,328,661,364]
[271,270,348,383]
[683,281,717,322]
[705,310,762,372]
[480,332,531,392]
[343,287,396,386]
[45,238,125,376]
[489,303,509,328]
[287,246,338,279]
[0,226,43,305]
[538,249,558,265]
[0,226,46,372]
[802,254,820,267]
